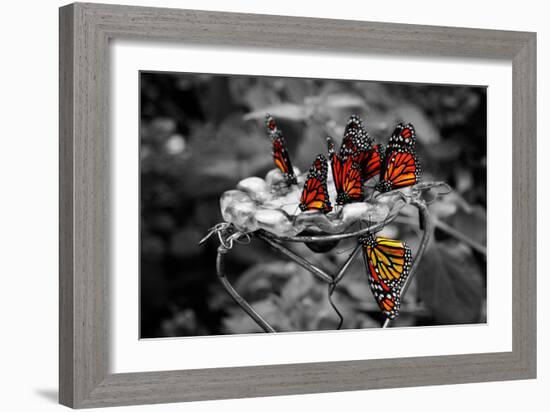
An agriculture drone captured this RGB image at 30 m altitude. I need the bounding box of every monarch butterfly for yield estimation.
[299,154,333,213]
[375,123,421,193]
[265,114,297,186]
[338,115,385,186]
[359,233,412,319]
[327,137,363,205]
[326,116,369,205]
[339,115,373,159]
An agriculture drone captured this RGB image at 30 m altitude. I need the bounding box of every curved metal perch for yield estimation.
[212,195,433,333]
[382,199,432,328]
[216,245,276,333]
[327,282,344,330]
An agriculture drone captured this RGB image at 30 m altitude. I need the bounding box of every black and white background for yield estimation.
[140,72,488,338]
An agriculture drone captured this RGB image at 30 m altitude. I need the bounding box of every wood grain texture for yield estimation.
[59,2,537,408]
[60,3,110,406]
[512,34,537,375]
[59,4,75,406]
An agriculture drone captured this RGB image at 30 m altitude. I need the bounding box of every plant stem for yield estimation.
[383,199,432,329]
[434,218,487,256]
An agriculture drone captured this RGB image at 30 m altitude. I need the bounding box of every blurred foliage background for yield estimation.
[140,72,487,338]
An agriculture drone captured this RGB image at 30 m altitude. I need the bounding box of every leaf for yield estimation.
[416,240,485,324]
[169,227,204,258]
[141,235,165,262]
[429,198,458,219]
[340,279,371,302]
[197,157,241,178]
[222,298,294,333]
[294,121,328,168]
[425,139,462,161]
[394,104,441,145]
[244,104,310,121]
[235,262,295,299]
[238,80,280,109]
[454,167,474,193]
[142,117,177,143]
[313,93,366,109]
[325,93,366,108]
[450,205,487,247]
[279,270,315,308]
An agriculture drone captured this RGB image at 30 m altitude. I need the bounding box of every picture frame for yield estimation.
[59,2,536,408]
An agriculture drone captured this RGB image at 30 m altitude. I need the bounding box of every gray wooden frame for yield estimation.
[59,2,536,408]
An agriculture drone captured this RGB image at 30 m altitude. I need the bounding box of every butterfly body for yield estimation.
[375,123,421,193]
[265,114,297,186]
[359,233,412,320]
[299,154,332,213]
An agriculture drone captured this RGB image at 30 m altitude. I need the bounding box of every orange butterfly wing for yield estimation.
[299,178,331,212]
[365,254,400,319]
[338,115,383,187]
[360,235,413,320]
[376,123,420,193]
[361,144,384,182]
[381,150,419,189]
[367,237,412,289]
[339,158,363,203]
[328,136,364,205]
[299,155,332,213]
[327,138,344,194]
[271,138,292,174]
[265,114,297,185]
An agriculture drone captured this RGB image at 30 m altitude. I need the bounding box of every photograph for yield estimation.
[139,71,488,338]
[2,0,541,410]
